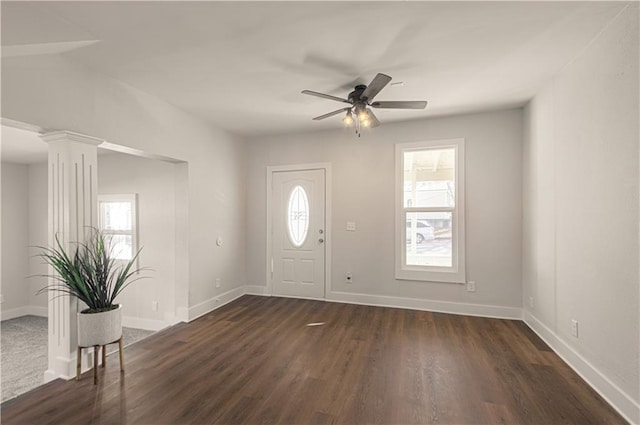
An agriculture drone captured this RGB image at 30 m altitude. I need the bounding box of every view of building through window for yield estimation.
[403,148,455,268]
[98,196,136,260]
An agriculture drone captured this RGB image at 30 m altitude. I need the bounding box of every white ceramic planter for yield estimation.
[77,305,123,347]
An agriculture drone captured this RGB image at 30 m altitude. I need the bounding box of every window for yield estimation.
[98,194,138,261]
[395,139,465,283]
[287,185,309,247]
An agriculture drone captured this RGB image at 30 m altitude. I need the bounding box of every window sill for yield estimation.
[395,268,466,284]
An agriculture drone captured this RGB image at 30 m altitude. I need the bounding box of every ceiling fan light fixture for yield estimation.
[343,110,354,126]
[301,72,427,136]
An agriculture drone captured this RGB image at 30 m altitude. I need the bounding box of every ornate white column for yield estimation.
[41,130,103,381]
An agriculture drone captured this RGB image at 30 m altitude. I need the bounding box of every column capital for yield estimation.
[41,130,104,146]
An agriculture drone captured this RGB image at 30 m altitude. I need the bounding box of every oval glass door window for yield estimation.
[287,185,309,247]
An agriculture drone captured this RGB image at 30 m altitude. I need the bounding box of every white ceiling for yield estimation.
[1,1,627,138]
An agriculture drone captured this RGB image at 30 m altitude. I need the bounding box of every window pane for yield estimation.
[100,201,132,231]
[287,185,309,247]
[106,234,133,260]
[403,148,455,208]
[406,211,452,267]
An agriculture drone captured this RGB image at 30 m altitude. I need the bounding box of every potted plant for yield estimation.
[37,228,145,383]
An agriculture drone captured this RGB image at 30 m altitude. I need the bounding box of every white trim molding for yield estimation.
[41,130,104,147]
[524,311,640,424]
[1,117,44,133]
[187,286,245,322]
[240,287,521,319]
[326,290,522,320]
[0,307,32,321]
[0,305,49,320]
[394,138,466,283]
[122,316,168,332]
[245,285,268,296]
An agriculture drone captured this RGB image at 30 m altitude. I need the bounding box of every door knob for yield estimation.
[319,238,324,243]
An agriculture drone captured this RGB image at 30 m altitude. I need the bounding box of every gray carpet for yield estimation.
[1,315,154,402]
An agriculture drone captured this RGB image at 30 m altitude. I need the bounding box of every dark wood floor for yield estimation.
[1,295,626,424]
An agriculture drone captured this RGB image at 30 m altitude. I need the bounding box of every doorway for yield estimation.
[267,164,331,300]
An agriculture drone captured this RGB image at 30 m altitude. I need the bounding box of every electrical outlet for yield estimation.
[215,278,221,288]
[529,297,534,309]
[345,272,353,283]
[466,281,476,292]
[571,319,579,338]
[0,294,4,304]
[151,301,158,312]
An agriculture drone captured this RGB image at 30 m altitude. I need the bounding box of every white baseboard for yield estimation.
[43,369,58,384]
[241,287,521,319]
[163,312,182,326]
[326,290,522,320]
[122,316,168,332]
[176,306,189,323]
[188,286,245,321]
[244,285,268,295]
[27,305,48,317]
[1,306,30,321]
[524,310,639,424]
[1,305,48,321]
[242,286,521,319]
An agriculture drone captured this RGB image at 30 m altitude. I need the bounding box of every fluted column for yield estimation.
[41,130,103,381]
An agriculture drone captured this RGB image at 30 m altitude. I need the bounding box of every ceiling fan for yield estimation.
[302,73,427,136]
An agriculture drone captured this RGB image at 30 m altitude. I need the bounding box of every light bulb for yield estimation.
[343,111,354,126]
[362,119,370,128]
[358,111,369,122]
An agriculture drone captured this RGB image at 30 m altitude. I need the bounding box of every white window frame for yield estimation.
[395,139,466,283]
[98,194,138,263]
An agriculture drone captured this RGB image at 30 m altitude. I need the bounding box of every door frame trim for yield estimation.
[266,163,332,299]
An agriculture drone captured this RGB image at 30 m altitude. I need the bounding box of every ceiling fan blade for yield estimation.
[312,107,352,121]
[361,73,392,102]
[302,90,351,104]
[365,109,381,128]
[370,100,428,109]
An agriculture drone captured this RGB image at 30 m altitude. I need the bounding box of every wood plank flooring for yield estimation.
[1,295,626,424]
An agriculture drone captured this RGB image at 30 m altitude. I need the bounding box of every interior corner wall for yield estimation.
[1,54,247,319]
[523,4,639,422]
[98,152,176,330]
[1,162,30,319]
[245,108,523,317]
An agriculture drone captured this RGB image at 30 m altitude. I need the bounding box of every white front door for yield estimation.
[271,169,326,299]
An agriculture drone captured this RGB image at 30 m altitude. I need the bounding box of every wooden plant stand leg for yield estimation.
[76,347,82,380]
[118,337,125,373]
[102,345,106,368]
[93,346,99,385]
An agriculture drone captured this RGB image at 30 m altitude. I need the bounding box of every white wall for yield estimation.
[2,160,60,318]
[98,152,176,329]
[1,162,30,318]
[26,162,48,313]
[523,4,639,422]
[246,109,523,317]
[1,54,247,320]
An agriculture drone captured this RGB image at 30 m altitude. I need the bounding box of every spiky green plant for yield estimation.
[36,229,145,313]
